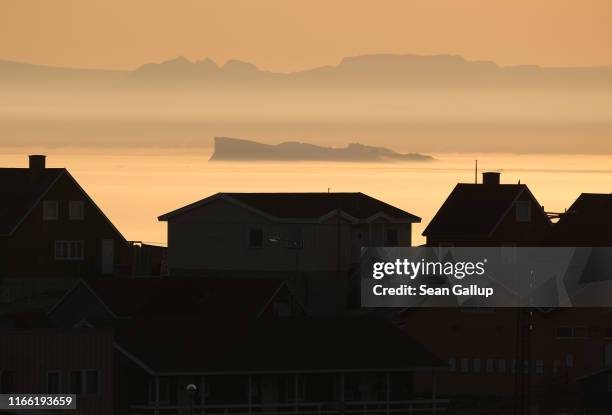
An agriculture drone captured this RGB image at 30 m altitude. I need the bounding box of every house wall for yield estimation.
[408,308,612,411]
[0,174,130,277]
[0,329,114,415]
[165,198,413,275]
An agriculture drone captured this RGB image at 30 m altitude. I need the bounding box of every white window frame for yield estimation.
[515,201,532,222]
[69,200,84,220]
[54,240,85,261]
[43,200,59,221]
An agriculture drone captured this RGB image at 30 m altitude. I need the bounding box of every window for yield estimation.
[148,378,171,404]
[472,358,481,373]
[0,370,16,393]
[385,228,399,246]
[69,200,84,220]
[43,200,59,220]
[285,376,306,402]
[535,360,544,375]
[498,359,507,373]
[55,241,84,260]
[448,358,457,372]
[565,353,574,368]
[69,371,82,394]
[515,201,531,222]
[273,299,292,317]
[556,327,588,339]
[460,358,469,373]
[288,226,303,249]
[486,359,494,373]
[248,228,263,248]
[47,371,62,393]
[553,359,561,373]
[85,370,99,395]
[70,370,99,396]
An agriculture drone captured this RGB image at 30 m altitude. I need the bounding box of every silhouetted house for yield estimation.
[0,155,130,277]
[158,192,420,276]
[47,277,303,327]
[553,193,612,246]
[0,328,114,415]
[112,316,446,415]
[403,307,612,414]
[423,172,552,246]
[38,278,447,414]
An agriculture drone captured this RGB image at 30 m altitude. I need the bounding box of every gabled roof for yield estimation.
[159,192,421,223]
[423,183,538,238]
[48,276,296,320]
[114,316,444,374]
[0,166,126,241]
[554,193,612,242]
[0,168,65,235]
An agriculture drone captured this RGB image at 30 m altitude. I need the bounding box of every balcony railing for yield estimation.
[131,399,449,415]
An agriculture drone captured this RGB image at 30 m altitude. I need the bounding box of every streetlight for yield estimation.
[186,383,197,415]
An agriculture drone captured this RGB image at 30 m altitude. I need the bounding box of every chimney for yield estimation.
[29,155,46,181]
[482,171,500,185]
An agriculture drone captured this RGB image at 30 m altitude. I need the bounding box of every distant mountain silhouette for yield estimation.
[210,137,433,162]
[2,54,612,90]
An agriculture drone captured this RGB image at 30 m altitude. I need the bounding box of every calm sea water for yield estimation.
[2,148,612,245]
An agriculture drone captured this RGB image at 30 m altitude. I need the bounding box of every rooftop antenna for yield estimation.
[475,160,478,184]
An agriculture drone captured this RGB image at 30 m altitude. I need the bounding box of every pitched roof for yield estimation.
[0,168,65,235]
[114,316,444,374]
[423,183,528,238]
[159,192,420,222]
[49,276,290,320]
[554,193,612,242]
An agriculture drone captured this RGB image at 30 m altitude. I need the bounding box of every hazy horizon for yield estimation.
[2,1,612,71]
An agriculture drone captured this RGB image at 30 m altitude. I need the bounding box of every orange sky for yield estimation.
[1,0,612,72]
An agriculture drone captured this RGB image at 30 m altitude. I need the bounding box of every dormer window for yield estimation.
[43,200,59,221]
[69,200,85,220]
[515,201,531,222]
